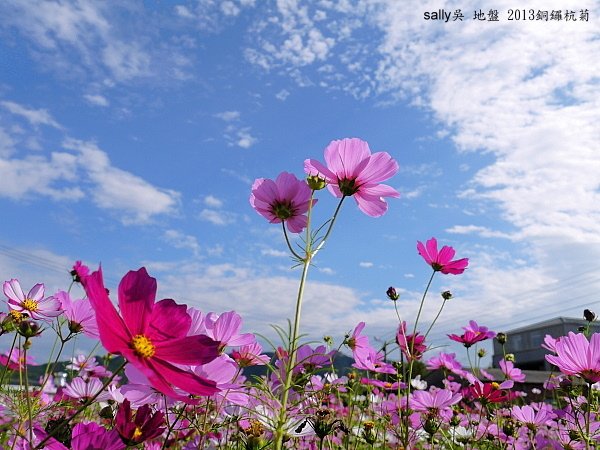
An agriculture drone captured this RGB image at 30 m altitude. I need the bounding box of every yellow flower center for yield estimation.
[10,310,24,322]
[22,298,39,312]
[491,382,500,390]
[131,334,155,358]
[132,426,143,440]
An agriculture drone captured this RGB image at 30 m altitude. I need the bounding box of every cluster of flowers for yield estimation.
[1,137,599,449]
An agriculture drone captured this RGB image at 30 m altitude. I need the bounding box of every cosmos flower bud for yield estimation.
[441,290,453,300]
[505,353,515,362]
[306,174,327,190]
[386,286,399,301]
[496,332,507,345]
[584,309,596,322]
[477,348,487,358]
[17,320,42,338]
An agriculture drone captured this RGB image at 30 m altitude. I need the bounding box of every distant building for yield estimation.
[492,317,600,370]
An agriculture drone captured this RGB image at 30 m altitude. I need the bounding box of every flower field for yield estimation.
[1,139,599,449]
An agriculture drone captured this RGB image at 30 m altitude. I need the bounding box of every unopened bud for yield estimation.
[441,290,453,300]
[386,286,399,301]
[505,353,515,362]
[306,174,326,190]
[18,320,42,338]
[584,309,596,322]
[496,332,507,345]
[477,348,486,358]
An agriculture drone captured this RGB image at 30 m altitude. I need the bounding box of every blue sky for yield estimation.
[0,0,599,365]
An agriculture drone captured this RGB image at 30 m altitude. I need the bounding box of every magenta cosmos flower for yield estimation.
[448,320,496,348]
[304,138,399,217]
[82,267,221,402]
[250,171,315,233]
[3,279,62,320]
[545,332,600,383]
[417,238,469,274]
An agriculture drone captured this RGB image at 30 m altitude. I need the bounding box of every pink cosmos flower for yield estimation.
[120,365,165,409]
[71,260,90,283]
[417,238,469,274]
[250,171,315,233]
[55,290,99,339]
[35,422,126,450]
[346,322,370,358]
[499,359,526,383]
[82,267,221,402]
[193,310,256,352]
[66,354,110,378]
[3,279,62,320]
[409,387,462,421]
[352,345,395,374]
[231,341,270,367]
[396,321,427,361]
[304,138,399,217]
[63,376,110,402]
[0,349,35,370]
[511,403,555,428]
[426,352,463,373]
[448,320,496,348]
[545,332,600,383]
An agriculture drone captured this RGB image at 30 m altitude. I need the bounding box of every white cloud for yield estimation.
[275,89,290,101]
[359,261,374,268]
[83,93,109,107]
[2,1,187,83]
[204,195,223,208]
[164,229,200,257]
[1,101,62,128]
[261,248,289,258]
[215,110,240,121]
[0,152,84,201]
[175,5,195,19]
[236,128,257,148]
[0,126,16,157]
[446,225,514,240]
[63,138,180,224]
[221,1,240,17]
[199,208,236,226]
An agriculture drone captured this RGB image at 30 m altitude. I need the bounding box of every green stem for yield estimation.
[312,197,345,257]
[424,297,448,340]
[273,254,312,450]
[23,340,33,445]
[282,222,303,261]
[0,332,18,387]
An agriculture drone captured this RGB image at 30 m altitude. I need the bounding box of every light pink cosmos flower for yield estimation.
[417,238,469,274]
[426,352,463,373]
[250,171,315,233]
[231,341,270,367]
[511,403,555,428]
[3,279,62,320]
[409,387,462,421]
[499,359,526,383]
[63,376,111,402]
[195,310,256,352]
[55,291,99,338]
[545,332,600,383]
[82,267,221,402]
[304,138,400,217]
